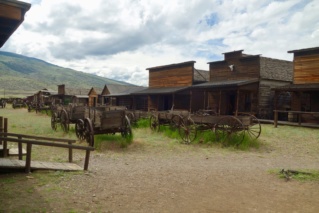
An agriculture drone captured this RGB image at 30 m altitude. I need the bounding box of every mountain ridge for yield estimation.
[0,51,130,97]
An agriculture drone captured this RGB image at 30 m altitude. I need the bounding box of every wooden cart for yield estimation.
[80,107,132,146]
[149,109,261,144]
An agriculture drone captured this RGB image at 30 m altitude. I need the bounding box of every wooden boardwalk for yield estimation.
[0,158,82,172]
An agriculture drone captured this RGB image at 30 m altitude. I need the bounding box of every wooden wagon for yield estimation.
[78,107,132,146]
[51,104,87,133]
[149,110,261,144]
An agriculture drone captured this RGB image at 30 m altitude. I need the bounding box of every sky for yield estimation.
[3,0,319,86]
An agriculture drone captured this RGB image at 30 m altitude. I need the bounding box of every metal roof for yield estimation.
[192,79,259,88]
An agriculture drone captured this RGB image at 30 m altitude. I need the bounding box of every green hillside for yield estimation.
[0,51,129,97]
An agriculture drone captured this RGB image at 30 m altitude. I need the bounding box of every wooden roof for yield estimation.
[103,84,145,96]
[288,46,319,54]
[132,86,189,95]
[64,88,90,96]
[146,61,196,71]
[273,83,319,92]
[194,69,209,83]
[0,0,31,47]
[192,79,259,89]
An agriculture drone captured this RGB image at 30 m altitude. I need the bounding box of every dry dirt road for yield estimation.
[1,123,319,213]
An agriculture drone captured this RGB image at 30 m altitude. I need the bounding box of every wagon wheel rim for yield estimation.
[51,112,57,131]
[126,112,135,125]
[179,117,197,144]
[171,115,182,129]
[150,114,160,131]
[84,118,94,146]
[60,109,69,133]
[246,114,261,139]
[214,116,245,146]
[75,119,85,140]
[121,116,132,138]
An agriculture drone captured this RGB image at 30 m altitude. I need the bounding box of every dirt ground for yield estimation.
[1,111,319,212]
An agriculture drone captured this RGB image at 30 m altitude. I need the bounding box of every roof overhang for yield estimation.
[272,83,319,92]
[192,79,259,89]
[132,86,189,95]
[0,0,31,47]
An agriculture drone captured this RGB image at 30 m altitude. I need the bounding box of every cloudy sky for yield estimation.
[3,0,319,86]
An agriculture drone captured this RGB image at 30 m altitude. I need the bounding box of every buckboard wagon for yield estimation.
[51,104,87,133]
[78,107,132,146]
[150,110,261,144]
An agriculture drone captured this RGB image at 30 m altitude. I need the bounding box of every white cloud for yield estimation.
[2,0,319,86]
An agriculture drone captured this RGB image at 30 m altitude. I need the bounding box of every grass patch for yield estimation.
[269,169,319,182]
[94,133,133,150]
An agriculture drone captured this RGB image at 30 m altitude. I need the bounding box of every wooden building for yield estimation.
[33,88,57,105]
[0,0,31,47]
[51,84,90,106]
[193,50,293,117]
[88,87,103,107]
[273,47,319,123]
[101,84,146,109]
[133,61,209,111]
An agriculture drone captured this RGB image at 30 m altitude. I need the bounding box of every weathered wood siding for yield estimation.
[0,4,22,21]
[209,56,260,81]
[293,52,319,84]
[88,90,98,107]
[149,66,193,88]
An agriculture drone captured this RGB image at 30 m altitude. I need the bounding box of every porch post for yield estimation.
[219,90,222,115]
[189,90,192,112]
[235,89,239,116]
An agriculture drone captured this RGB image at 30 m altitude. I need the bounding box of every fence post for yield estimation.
[25,143,32,173]
[274,110,278,128]
[68,141,73,163]
[0,116,3,145]
[3,118,8,157]
[84,150,90,170]
[18,136,23,160]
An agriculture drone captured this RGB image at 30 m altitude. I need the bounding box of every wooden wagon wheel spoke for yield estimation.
[179,117,197,144]
[215,116,245,145]
[60,109,69,133]
[51,112,58,131]
[75,119,85,140]
[246,115,261,139]
[121,115,132,138]
[171,115,183,129]
[84,118,94,147]
[150,114,160,131]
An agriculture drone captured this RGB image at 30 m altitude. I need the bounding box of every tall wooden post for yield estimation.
[189,90,192,112]
[235,89,239,116]
[0,116,2,145]
[219,90,222,115]
[3,118,8,157]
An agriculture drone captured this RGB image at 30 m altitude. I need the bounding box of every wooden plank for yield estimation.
[0,159,82,171]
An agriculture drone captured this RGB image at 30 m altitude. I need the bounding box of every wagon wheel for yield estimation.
[121,116,132,138]
[60,109,69,133]
[126,112,135,124]
[246,114,261,139]
[84,118,94,146]
[179,117,197,144]
[171,115,183,129]
[51,112,58,131]
[214,116,245,146]
[150,114,160,131]
[75,119,85,140]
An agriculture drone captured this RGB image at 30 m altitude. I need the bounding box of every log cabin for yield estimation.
[132,61,209,111]
[273,47,319,123]
[193,50,293,118]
